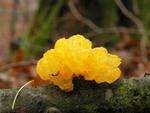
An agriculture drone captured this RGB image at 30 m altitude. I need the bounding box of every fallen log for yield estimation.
[0,76,150,113]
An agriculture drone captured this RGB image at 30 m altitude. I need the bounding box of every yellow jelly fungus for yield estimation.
[36,34,121,92]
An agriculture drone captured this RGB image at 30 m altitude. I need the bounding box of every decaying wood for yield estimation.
[0,76,150,113]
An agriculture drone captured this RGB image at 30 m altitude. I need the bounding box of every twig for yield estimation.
[0,60,37,72]
[85,27,140,37]
[68,0,103,34]
[115,0,148,62]
[68,0,139,35]
[11,80,34,110]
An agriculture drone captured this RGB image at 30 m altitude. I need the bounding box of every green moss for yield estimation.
[110,77,150,113]
[110,81,135,112]
[83,104,99,112]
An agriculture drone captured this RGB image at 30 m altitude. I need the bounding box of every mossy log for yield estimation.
[0,76,150,113]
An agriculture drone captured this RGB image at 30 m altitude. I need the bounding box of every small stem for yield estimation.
[11,80,34,110]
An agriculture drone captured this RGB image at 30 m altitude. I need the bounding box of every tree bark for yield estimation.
[0,76,150,113]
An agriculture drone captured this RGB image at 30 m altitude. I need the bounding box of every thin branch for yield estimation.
[58,15,147,36]
[68,0,103,34]
[85,27,140,37]
[68,0,141,35]
[0,60,37,72]
[115,0,148,62]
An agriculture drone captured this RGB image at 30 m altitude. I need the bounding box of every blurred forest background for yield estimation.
[0,0,150,89]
